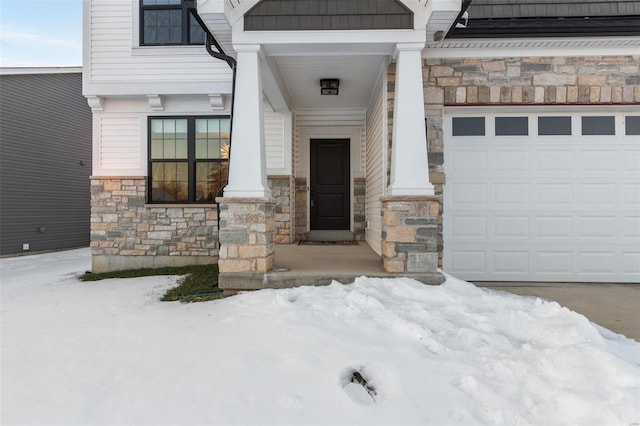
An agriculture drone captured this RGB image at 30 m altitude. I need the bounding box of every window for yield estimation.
[582,116,615,135]
[625,116,640,135]
[538,116,572,136]
[452,117,485,136]
[140,0,206,46]
[149,117,230,203]
[495,117,528,136]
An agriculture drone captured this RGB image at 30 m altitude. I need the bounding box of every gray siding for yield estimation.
[245,0,412,30]
[466,0,640,19]
[0,72,92,255]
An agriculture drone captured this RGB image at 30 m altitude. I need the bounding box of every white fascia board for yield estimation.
[425,37,640,58]
[0,66,83,75]
[232,28,427,48]
[83,81,233,97]
[226,0,260,26]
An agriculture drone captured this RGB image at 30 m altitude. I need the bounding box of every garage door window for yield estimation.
[582,116,615,135]
[538,116,572,136]
[626,116,640,135]
[452,117,485,136]
[495,117,528,136]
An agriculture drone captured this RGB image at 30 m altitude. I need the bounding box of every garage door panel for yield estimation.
[576,252,617,275]
[536,216,574,238]
[451,183,487,205]
[493,251,529,273]
[537,150,574,171]
[495,151,529,171]
[494,183,529,205]
[450,150,488,173]
[494,216,529,238]
[579,150,618,171]
[623,184,640,205]
[451,216,487,238]
[577,184,617,206]
[536,183,573,204]
[444,109,639,283]
[536,252,573,274]
[622,217,640,239]
[578,216,617,239]
[622,253,640,275]
[449,251,487,274]
[623,150,640,172]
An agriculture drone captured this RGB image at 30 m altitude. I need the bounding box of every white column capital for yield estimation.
[394,42,426,56]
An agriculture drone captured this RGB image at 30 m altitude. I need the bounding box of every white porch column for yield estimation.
[387,43,435,196]
[223,44,271,198]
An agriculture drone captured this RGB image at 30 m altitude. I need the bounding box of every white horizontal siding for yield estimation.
[295,108,366,127]
[88,0,231,89]
[365,68,386,255]
[98,116,142,173]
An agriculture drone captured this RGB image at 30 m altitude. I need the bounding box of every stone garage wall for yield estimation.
[421,55,640,185]
[387,54,640,267]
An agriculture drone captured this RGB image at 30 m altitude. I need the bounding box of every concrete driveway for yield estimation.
[475,282,640,341]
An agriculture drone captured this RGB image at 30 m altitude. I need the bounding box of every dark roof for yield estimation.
[448,0,640,38]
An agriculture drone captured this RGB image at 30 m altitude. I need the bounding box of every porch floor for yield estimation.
[218,242,444,293]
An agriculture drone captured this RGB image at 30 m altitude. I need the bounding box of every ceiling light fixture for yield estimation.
[320,79,339,95]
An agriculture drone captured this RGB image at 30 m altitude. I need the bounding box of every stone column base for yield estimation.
[216,197,276,278]
[381,195,441,274]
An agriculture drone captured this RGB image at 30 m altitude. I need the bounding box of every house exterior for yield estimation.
[84,0,640,288]
[0,68,92,256]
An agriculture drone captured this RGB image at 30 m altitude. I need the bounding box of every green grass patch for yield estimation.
[80,264,222,302]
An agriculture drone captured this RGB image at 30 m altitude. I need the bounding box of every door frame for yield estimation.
[298,126,363,234]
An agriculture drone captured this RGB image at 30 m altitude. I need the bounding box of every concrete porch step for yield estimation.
[303,230,355,242]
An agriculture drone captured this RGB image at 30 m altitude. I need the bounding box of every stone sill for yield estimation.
[144,204,218,208]
[381,195,442,202]
[90,176,145,180]
[216,197,276,204]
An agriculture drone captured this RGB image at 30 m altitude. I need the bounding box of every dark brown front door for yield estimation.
[310,139,350,230]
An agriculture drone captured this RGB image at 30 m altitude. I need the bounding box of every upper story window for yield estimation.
[140,0,206,46]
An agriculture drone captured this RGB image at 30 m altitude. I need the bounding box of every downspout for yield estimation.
[184,1,237,229]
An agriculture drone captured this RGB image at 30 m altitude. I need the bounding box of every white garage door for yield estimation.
[444,109,640,283]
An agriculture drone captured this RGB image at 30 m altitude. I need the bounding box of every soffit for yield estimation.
[273,55,385,109]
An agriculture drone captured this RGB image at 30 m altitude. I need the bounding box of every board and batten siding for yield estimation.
[365,65,387,255]
[0,72,92,255]
[85,0,232,95]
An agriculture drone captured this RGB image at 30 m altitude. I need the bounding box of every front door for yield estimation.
[310,139,350,230]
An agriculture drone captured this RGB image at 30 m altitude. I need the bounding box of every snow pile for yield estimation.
[1,249,639,426]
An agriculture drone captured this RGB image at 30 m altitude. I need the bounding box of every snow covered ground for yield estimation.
[1,248,639,426]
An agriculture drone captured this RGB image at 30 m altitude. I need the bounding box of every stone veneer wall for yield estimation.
[381,196,440,274]
[90,177,218,272]
[353,178,366,241]
[268,176,294,244]
[387,54,640,267]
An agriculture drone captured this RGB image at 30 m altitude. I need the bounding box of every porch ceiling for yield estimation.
[272,55,386,109]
